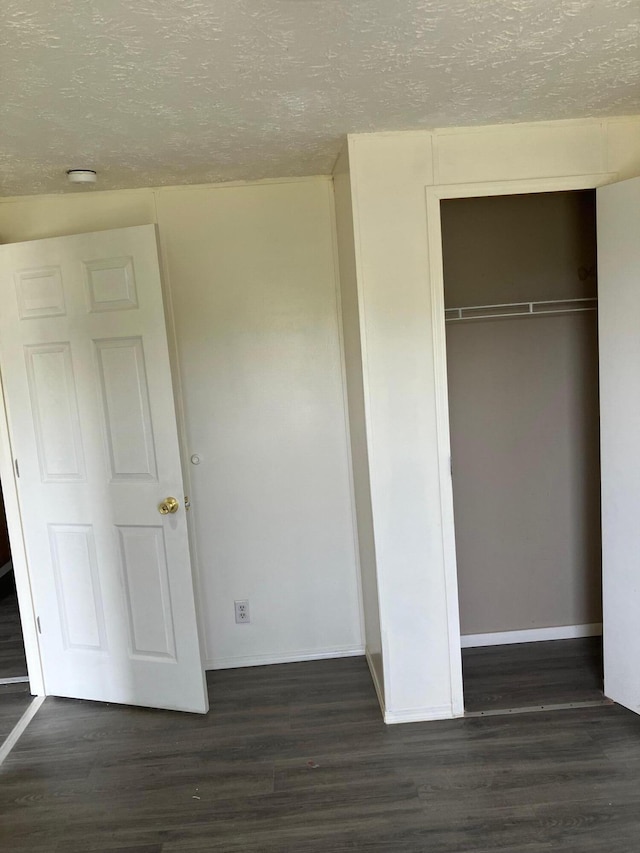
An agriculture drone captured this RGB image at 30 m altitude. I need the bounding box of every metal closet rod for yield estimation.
[445,297,598,323]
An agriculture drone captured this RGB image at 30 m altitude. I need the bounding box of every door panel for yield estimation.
[117,524,177,660]
[25,342,86,481]
[0,225,208,713]
[95,336,158,480]
[598,176,640,715]
[49,523,107,652]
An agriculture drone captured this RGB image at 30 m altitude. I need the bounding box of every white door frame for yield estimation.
[0,367,44,694]
[425,172,618,716]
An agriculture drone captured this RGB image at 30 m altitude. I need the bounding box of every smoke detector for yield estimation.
[66,169,97,184]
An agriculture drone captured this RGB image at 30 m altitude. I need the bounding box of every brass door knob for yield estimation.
[158,496,179,515]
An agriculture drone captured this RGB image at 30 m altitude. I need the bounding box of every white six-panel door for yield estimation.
[0,225,208,713]
[598,175,640,716]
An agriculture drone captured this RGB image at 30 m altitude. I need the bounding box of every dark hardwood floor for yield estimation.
[462,637,604,712]
[0,572,28,679]
[2,652,640,852]
[0,682,32,741]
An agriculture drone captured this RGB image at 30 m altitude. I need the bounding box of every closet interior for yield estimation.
[441,190,604,714]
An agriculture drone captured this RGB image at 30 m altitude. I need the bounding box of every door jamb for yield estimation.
[425,172,618,717]
[0,366,45,695]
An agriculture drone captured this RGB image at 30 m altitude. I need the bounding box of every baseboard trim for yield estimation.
[384,703,455,725]
[461,623,603,649]
[205,644,365,671]
[364,651,458,724]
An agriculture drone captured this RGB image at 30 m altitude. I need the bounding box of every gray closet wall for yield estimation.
[442,191,602,636]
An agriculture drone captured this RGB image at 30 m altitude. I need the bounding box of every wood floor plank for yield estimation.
[0,682,32,740]
[1,649,640,851]
[462,637,603,712]
[0,572,28,679]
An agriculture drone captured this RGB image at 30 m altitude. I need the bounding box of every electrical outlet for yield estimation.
[234,599,250,624]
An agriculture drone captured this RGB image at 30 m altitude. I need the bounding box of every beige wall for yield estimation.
[0,190,157,243]
[333,145,384,699]
[0,177,364,669]
[441,191,598,307]
[448,315,602,634]
[443,191,601,635]
[346,115,640,722]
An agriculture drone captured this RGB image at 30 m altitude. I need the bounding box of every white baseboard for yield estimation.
[205,644,365,671]
[364,650,458,724]
[384,704,456,725]
[461,623,603,649]
[0,560,12,580]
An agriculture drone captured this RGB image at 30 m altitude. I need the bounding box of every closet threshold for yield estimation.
[465,698,612,718]
[445,297,597,323]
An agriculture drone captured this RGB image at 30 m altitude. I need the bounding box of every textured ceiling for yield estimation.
[2,0,639,196]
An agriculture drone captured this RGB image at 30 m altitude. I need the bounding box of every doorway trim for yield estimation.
[425,171,618,717]
[0,367,44,695]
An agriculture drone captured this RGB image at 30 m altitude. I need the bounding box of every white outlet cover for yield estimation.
[234,600,250,624]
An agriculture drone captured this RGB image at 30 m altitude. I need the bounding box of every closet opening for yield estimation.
[441,189,604,715]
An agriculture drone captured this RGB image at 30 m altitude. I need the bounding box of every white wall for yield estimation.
[333,146,384,701]
[156,179,363,667]
[348,133,455,723]
[0,176,364,670]
[346,116,640,722]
